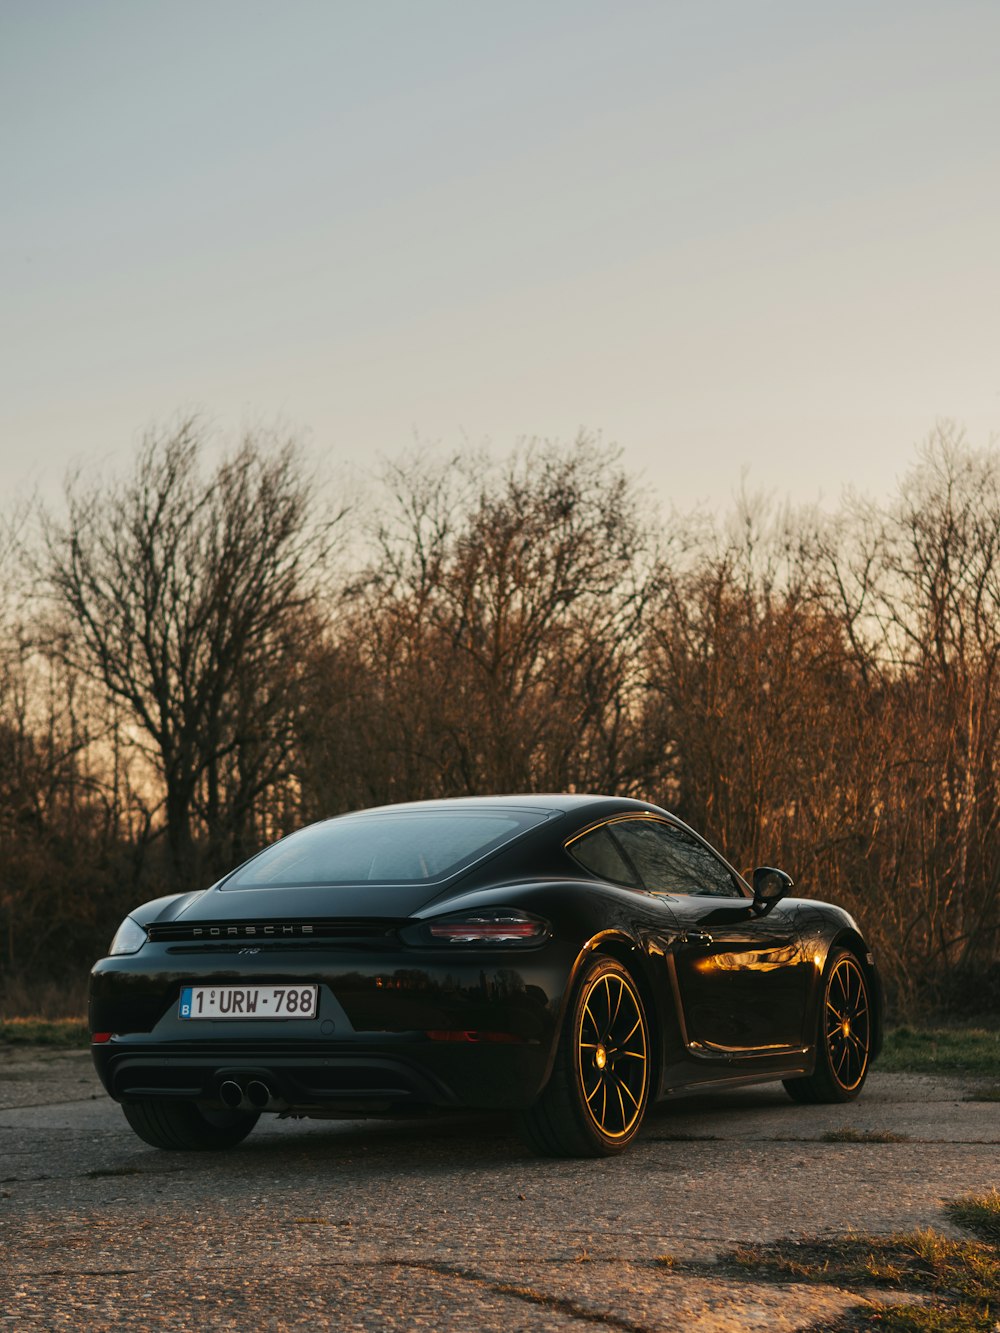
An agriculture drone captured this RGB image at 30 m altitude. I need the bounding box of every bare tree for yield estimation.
[641,431,1000,1010]
[4,420,998,1017]
[874,427,1000,977]
[641,492,848,864]
[42,420,344,881]
[299,438,654,809]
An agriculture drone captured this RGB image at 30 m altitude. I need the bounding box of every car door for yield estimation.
[607,817,812,1070]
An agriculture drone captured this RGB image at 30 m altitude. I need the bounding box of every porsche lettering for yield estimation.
[189,924,315,937]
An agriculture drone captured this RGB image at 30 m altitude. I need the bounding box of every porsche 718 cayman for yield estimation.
[90,795,883,1156]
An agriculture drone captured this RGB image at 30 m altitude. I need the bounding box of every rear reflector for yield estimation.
[425,1030,522,1044]
[90,1032,113,1044]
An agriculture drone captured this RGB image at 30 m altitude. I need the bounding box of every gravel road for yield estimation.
[1,1048,997,1330]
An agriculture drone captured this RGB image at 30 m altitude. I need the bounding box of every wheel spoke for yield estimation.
[609,977,624,1031]
[600,977,613,1034]
[620,1015,642,1045]
[615,1082,627,1131]
[619,1079,639,1109]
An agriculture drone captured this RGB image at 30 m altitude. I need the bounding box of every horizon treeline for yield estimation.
[1,419,998,1018]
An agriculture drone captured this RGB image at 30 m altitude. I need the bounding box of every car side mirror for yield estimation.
[752,866,794,914]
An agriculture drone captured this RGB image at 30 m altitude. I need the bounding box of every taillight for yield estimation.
[402,909,550,947]
[430,920,541,942]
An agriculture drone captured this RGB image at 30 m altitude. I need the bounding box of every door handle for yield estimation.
[681,930,714,946]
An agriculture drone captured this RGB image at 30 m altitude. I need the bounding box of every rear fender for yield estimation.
[541,929,673,1102]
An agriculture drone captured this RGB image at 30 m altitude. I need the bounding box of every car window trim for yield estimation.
[566,814,751,899]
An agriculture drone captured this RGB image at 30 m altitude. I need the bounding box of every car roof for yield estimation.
[338,794,664,818]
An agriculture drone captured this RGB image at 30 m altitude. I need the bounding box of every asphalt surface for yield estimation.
[1,1049,998,1330]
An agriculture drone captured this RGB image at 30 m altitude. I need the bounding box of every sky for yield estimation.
[3,0,999,515]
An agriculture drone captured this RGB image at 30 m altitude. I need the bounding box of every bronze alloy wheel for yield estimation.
[518,955,652,1156]
[576,968,648,1139]
[825,953,871,1093]
[784,947,873,1105]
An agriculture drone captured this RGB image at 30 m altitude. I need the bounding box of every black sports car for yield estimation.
[90,795,882,1157]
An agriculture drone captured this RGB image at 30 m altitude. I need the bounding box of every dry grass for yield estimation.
[0,974,88,1021]
[821,1127,911,1143]
[946,1190,1000,1246]
[881,1026,1000,1078]
[728,1194,999,1333]
[0,1017,89,1047]
[734,1228,999,1302]
[964,1084,1000,1102]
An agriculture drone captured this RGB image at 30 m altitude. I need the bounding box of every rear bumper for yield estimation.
[89,940,571,1112]
[92,1036,549,1113]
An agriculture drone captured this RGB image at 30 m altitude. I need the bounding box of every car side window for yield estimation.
[610,820,742,898]
[567,826,641,888]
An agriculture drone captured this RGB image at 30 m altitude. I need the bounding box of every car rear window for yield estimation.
[223,809,552,888]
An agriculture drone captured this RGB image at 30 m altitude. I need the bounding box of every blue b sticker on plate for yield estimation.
[179,986,193,1018]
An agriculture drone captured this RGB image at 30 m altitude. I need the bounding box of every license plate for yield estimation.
[179,984,318,1020]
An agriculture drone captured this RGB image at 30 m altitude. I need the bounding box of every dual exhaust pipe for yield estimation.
[219,1077,276,1111]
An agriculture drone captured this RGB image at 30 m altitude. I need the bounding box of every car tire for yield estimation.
[783,948,872,1105]
[122,1099,260,1151]
[518,954,651,1158]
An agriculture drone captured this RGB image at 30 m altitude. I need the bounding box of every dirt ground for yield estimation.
[1,1047,997,1330]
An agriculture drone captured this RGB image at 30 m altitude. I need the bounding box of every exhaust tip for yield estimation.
[246,1079,271,1109]
[219,1079,243,1110]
